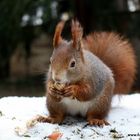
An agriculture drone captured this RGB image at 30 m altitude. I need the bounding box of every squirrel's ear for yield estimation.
[53,20,65,48]
[71,20,83,50]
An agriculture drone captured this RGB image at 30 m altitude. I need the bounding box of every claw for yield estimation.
[36,115,64,124]
[88,119,110,127]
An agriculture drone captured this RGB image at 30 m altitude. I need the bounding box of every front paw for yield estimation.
[48,86,63,100]
[63,85,78,98]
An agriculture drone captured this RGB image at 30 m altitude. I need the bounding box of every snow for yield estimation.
[0,94,140,140]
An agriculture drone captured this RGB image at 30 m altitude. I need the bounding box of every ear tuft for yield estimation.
[53,20,65,48]
[71,20,83,49]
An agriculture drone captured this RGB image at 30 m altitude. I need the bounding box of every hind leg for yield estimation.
[87,103,110,127]
[87,80,113,127]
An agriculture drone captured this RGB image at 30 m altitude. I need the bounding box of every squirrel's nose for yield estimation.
[52,72,61,83]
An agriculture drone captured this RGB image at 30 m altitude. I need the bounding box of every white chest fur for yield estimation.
[61,97,93,117]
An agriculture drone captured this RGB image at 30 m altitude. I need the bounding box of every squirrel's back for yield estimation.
[83,49,114,95]
[83,32,136,94]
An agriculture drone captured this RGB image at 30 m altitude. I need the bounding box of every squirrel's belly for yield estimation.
[61,97,93,117]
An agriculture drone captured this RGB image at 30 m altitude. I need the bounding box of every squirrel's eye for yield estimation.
[70,60,76,68]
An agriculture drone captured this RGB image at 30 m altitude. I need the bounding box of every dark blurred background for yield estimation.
[0,0,140,97]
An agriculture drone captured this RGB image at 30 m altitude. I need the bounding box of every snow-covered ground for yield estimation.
[0,94,140,140]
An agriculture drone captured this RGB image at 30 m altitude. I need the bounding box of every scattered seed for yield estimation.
[0,111,3,116]
[65,137,71,140]
[111,133,124,139]
[110,128,118,133]
[80,133,84,139]
[91,128,104,136]
[23,134,31,137]
[12,117,16,120]
[42,136,47,140]
[82,123,89,129]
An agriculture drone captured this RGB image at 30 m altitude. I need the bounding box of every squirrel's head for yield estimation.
[50,20,84,84]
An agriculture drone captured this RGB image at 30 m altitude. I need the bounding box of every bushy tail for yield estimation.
[83,32,137,94]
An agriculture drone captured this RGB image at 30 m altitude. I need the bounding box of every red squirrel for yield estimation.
[37,20,136,126]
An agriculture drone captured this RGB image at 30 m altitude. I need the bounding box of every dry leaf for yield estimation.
[47,131,63,140]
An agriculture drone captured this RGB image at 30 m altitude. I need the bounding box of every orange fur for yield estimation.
[83,32,136,94]
[71,20,83,48]
[64,83,93,101]
[53,20,65,47]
